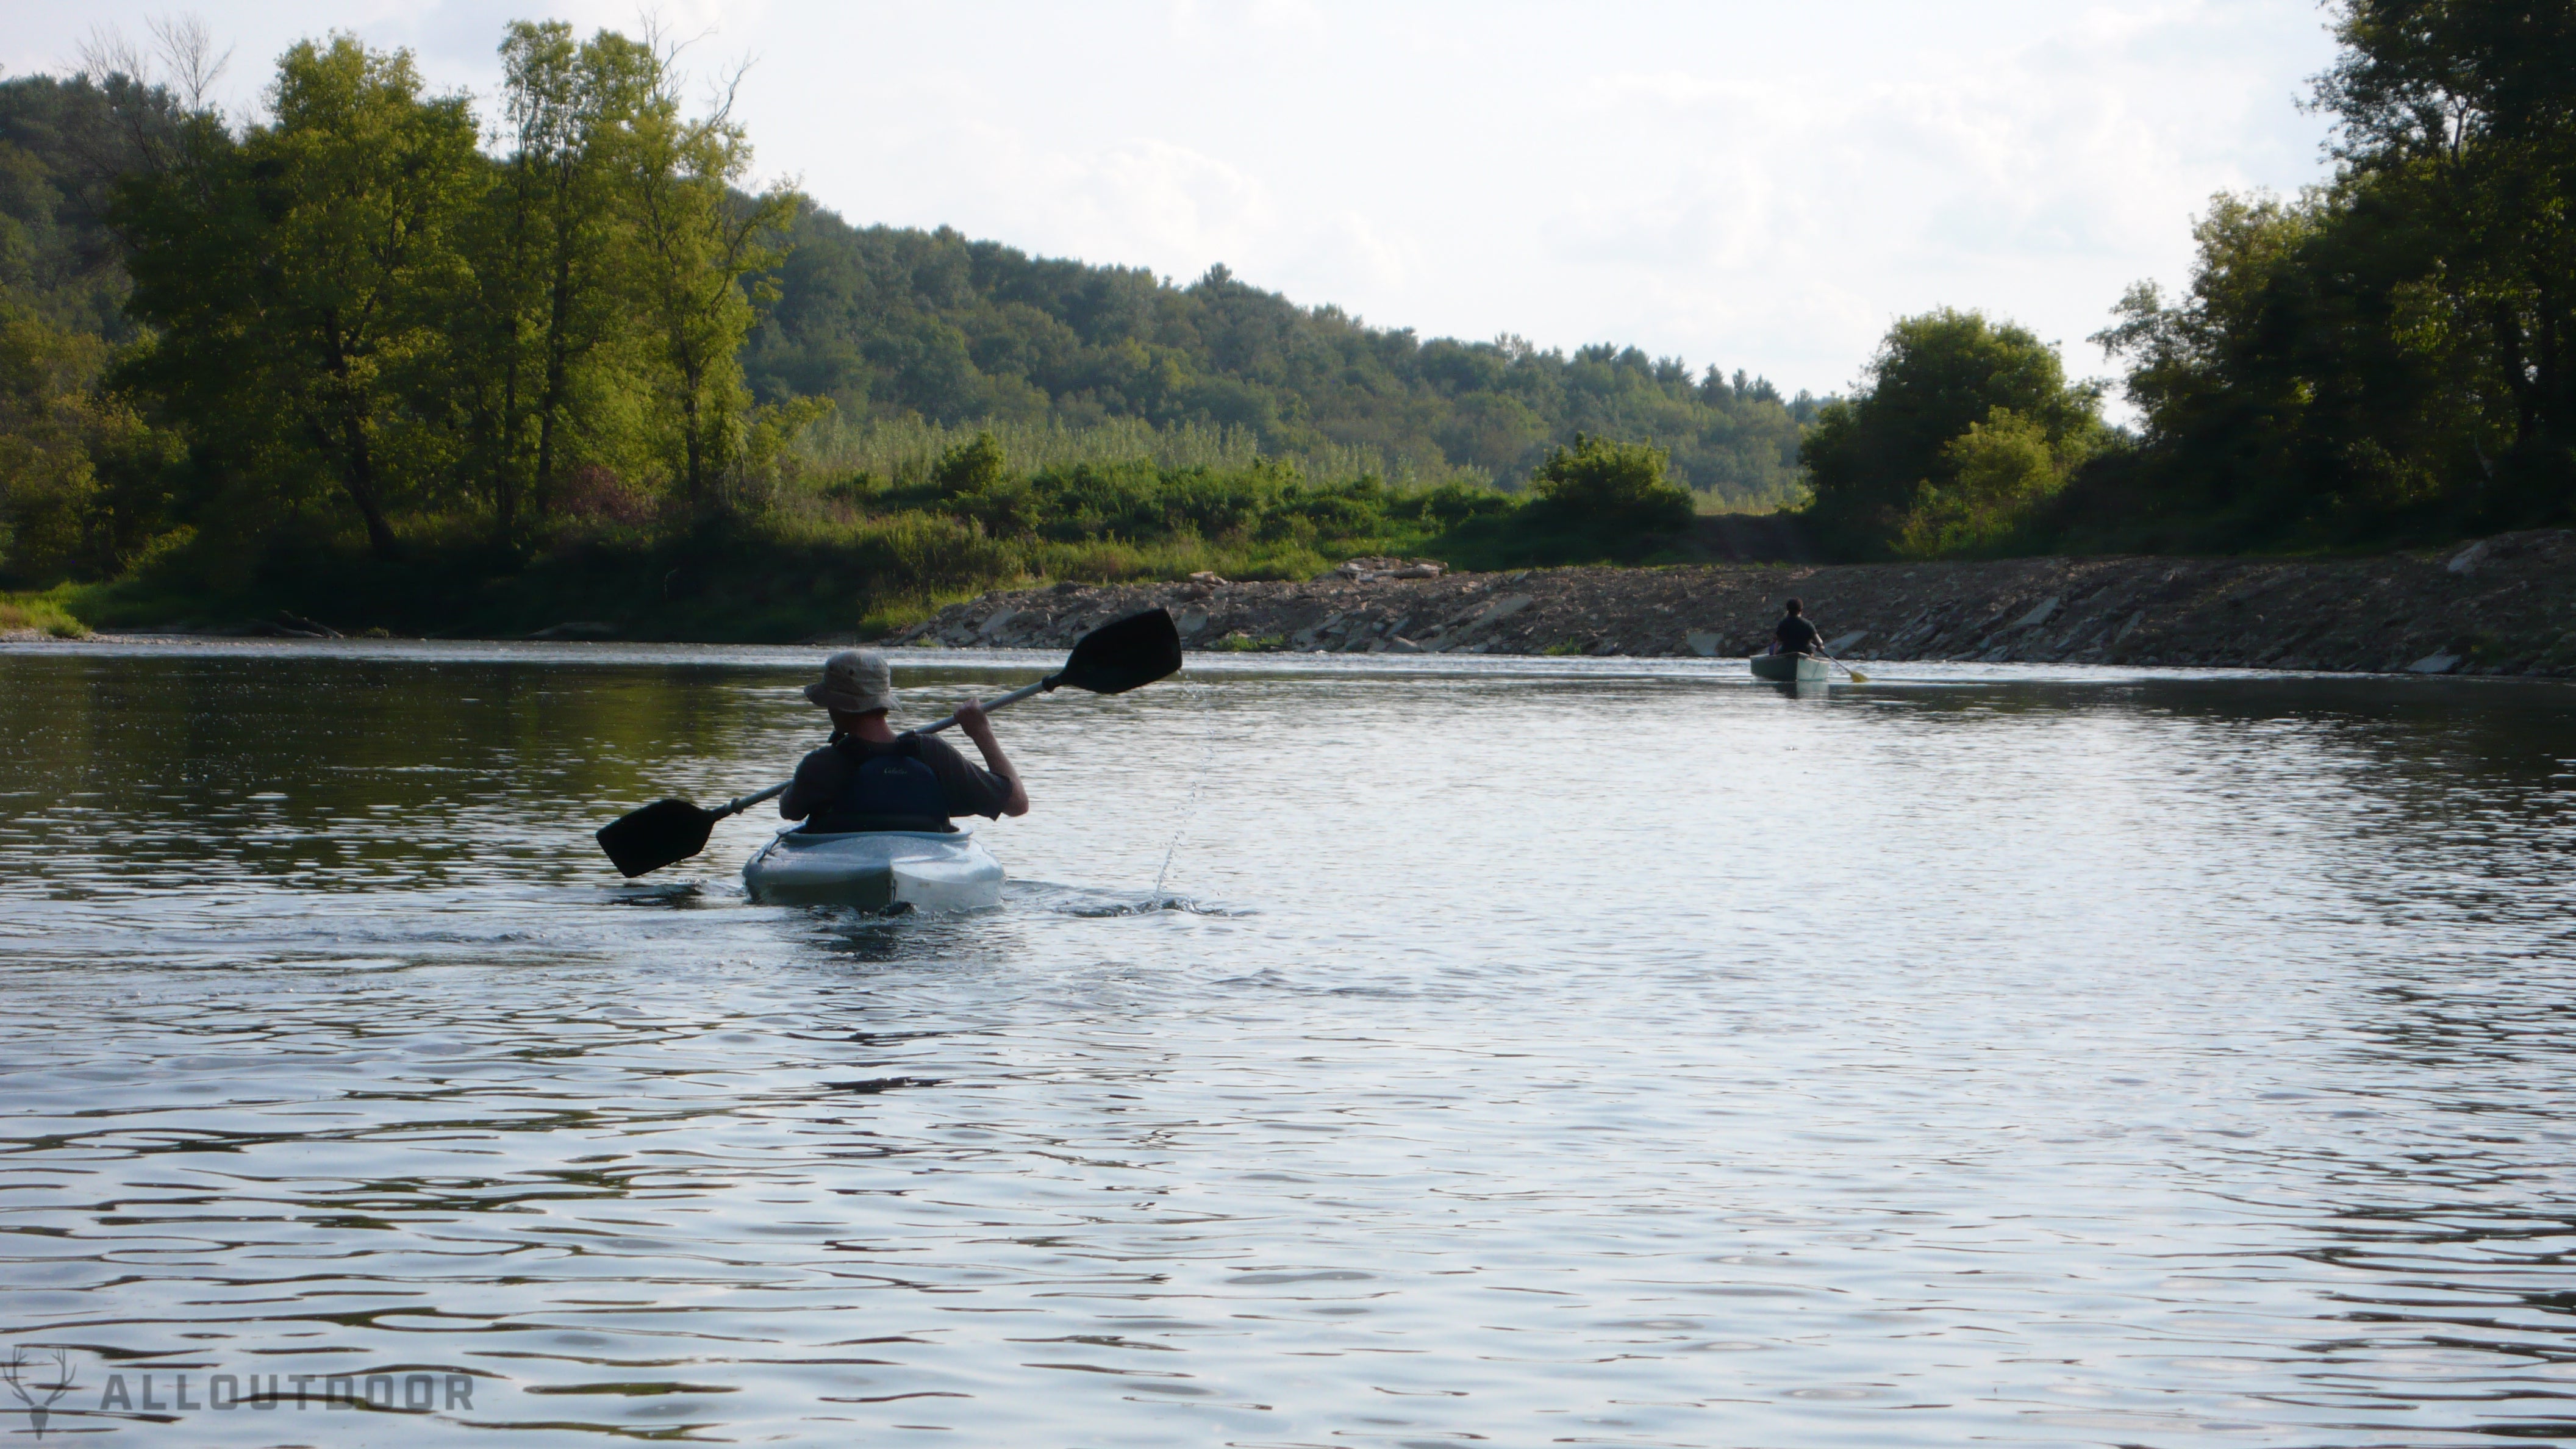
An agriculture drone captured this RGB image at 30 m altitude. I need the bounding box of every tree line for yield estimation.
[132,23,818,561]
[2,21,812,582]
[1805,0,2574,558]
[0,22,1808,601]
[745,218,1817,504]
[8,1,2563,618]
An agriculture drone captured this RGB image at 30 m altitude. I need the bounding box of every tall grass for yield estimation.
[0,586,92,637]
[56,418,1695,643]
[790,415,1490,494]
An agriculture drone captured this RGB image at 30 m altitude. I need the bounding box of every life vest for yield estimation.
[814,732,951,832]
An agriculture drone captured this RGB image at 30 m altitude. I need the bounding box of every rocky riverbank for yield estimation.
[892,530,2576,677]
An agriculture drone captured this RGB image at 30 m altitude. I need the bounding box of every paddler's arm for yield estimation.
[777,748,837,820]
[954,699,1030,817]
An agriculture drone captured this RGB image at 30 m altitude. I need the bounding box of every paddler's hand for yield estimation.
[954,698,1030,816]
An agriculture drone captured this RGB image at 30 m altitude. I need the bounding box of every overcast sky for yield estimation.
[7,1,2347,400]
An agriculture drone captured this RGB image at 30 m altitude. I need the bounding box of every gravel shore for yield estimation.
[892,529,2576,678]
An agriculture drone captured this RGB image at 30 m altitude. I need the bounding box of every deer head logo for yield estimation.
[4,1346,77,1438]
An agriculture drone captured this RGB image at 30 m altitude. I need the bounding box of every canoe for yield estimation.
[742,825,1004,910]
[1749,653,1831,683]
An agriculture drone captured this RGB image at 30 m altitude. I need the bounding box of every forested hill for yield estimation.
[745,207,1816,505]
[1,68,1813,510]
[0,75,142,345]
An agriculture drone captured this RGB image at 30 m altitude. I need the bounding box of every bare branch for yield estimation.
[635,6,721,104]
[74,23,151,87]
[149,13,233,115]
[704,54,753,126]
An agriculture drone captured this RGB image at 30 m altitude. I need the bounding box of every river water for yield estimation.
[2,641,2572,1447]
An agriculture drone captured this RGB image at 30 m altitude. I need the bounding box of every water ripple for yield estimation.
[2,646,2572,1444]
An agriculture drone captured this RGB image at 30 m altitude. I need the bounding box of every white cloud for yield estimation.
[2,0,2343,397]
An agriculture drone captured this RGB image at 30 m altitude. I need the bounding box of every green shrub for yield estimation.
[1894,408,2072,558]
[1530,434,1693,532]
[0,586,91,637]
[1401,479,1519,528]
[932,431,1007,496]
[820,470,882,506]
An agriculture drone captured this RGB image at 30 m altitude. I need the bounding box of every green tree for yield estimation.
[1892,407,2077,557]
[2319,0,2574,497]
[0,75,171,343]
[618,49,795,510]
[2078,3,2575,549]
[0,302,180,582]
[1529,432,1692,531]
[931,429,1007,495]
[459,22,658,545]
[742,212,1816,509]
[115,36,481,560]
[1801,308,2105,553]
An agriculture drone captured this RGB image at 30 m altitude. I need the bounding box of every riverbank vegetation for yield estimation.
[1810,1,2574,559]
[0,586,88,638]
[1799,309,2113,559]
[0,21,1792,635]
[753,216,1817,504]
[3,2,2566,636]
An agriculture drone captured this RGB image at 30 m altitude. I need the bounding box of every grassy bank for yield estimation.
[0,586,91,638]
[40,438,1705,641]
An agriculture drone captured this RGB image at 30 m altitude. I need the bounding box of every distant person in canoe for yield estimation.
[779,649,1030,833]
[1770,598,1822,656]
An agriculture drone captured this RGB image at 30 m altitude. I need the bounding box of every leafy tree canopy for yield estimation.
[746,214,1817,507]
[1800,308,2106,554]
[2063,0,2576,551]
[1530,433,1693,533]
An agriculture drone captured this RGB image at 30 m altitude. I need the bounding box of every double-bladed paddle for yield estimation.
[595,608,1184,878]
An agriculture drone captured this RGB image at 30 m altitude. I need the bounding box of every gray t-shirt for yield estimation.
[779,732,1014,826]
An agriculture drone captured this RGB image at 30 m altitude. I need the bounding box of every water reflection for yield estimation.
[1,643,2572,1445]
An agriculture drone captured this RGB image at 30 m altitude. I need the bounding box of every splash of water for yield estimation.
[1149,682,1217,906]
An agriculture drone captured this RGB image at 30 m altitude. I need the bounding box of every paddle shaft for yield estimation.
[915,676,1054,734]
[710,781,792,821]
[1817,649,1869,683]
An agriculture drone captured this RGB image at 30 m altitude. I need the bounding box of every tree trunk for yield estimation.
[315,317,400,560]
[537,237,574,517]
[2494,298,2537,444]
[334,415,400,561]
[681,374,704,507]
[497,351,523,545]
[2533,271,2564,449]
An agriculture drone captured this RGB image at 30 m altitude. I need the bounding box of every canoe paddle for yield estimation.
[1819,649,1870,684]
[594,608,1185,878]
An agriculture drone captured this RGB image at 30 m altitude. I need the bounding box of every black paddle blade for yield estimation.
[1057,609,1184,695]
[596,798,718,878]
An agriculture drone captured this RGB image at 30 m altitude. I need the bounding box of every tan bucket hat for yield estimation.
[804,649,896,714]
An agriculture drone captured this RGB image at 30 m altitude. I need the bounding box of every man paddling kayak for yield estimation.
[1770,598,1822,656]
[779,649,1029,833]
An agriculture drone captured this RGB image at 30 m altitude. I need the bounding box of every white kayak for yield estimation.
[1749,653,1831,683]
[742,825,1004,910]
